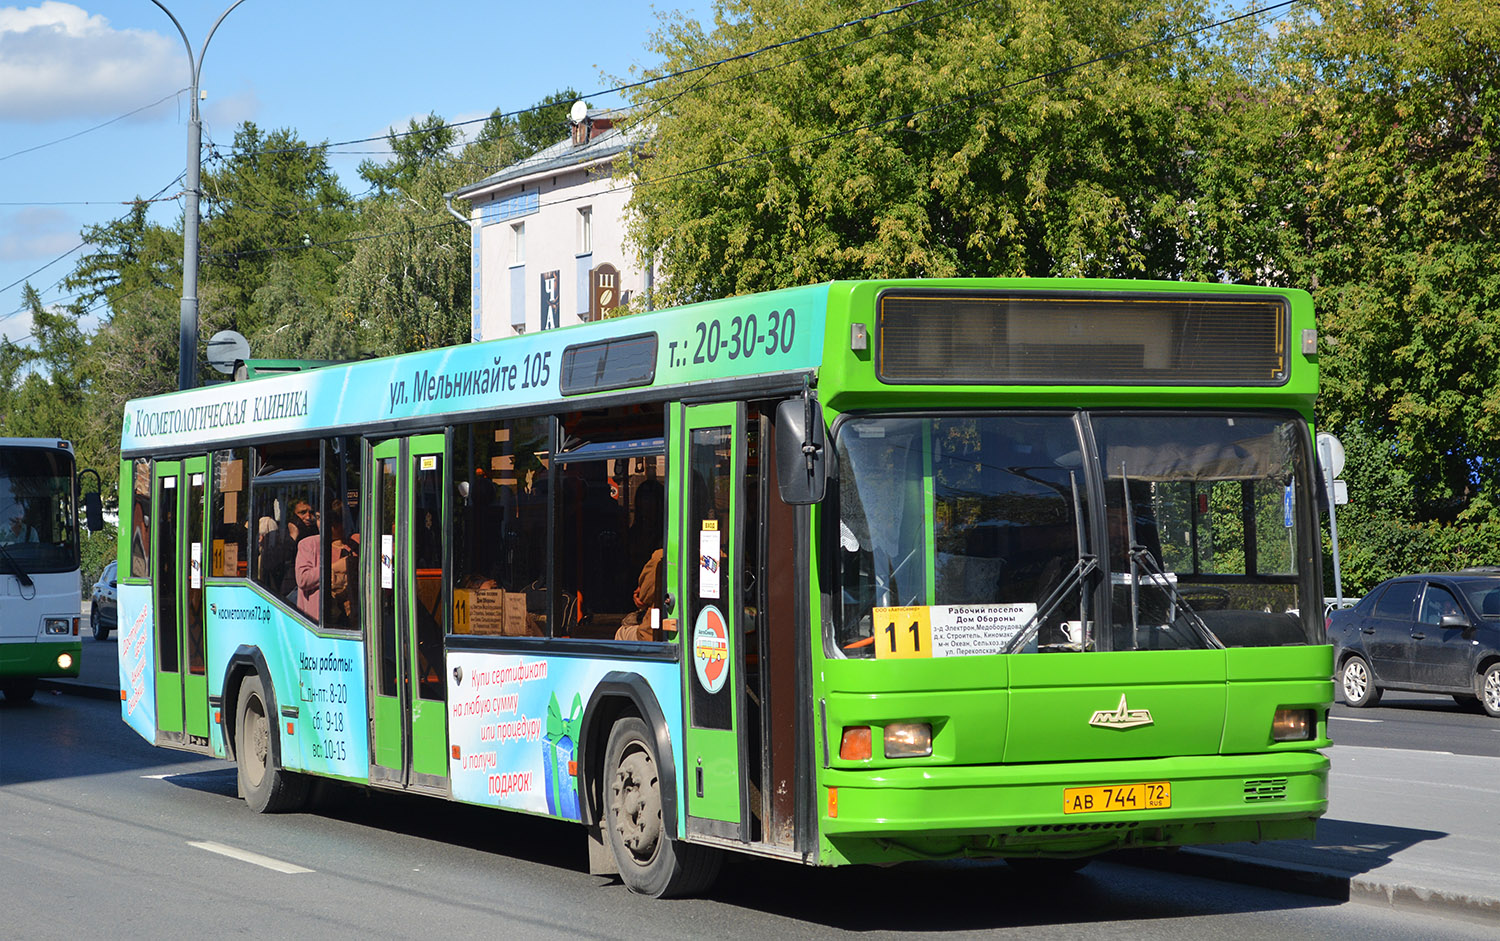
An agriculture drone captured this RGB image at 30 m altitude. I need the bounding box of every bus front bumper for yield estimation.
[0,639,83,679]
[817,751,1328,865]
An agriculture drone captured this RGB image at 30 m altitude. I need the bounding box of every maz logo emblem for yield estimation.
[1089,694,1154,730]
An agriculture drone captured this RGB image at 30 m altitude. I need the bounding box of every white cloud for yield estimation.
[0,2,181,121]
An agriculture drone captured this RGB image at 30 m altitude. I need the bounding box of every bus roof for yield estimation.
[119,278,1314,456]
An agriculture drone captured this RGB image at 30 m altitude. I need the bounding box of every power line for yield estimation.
[0,89,187,164]
[217,0,945,164]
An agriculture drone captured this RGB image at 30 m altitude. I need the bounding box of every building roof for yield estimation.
[450,108,645,201]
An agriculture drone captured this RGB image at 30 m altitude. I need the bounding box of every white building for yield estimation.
[450,108,652,340]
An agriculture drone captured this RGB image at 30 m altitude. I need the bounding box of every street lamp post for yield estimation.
[151,0,248,391]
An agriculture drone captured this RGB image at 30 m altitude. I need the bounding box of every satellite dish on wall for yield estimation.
[569,100,588,124]
[206,329,251,375]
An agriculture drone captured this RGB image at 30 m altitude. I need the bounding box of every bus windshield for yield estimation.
[833,412,1318,658]
[0,446,79,573]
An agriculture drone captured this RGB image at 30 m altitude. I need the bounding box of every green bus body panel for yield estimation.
[0,640,81,677]
[815,645,1333,863]
[817,278,1318,417]
[373,694,403,769]
[817,750,1327,865]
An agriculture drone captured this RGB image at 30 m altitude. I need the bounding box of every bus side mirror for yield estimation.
[83,491,104,533]
[78,468,104,533]
[775,396,832,505]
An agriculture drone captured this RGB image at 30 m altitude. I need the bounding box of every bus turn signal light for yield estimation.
[839,726,871,761]
[884,722,933,758]
[1272,708,1315,742]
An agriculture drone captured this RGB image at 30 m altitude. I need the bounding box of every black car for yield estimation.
[90,559,117,641]
[1327,571,1500,717]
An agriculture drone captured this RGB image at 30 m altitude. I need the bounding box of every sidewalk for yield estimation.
[1167,743,1500,926]
[46,637,1499,927]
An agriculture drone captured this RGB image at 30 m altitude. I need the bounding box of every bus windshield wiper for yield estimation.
[1127,546,1222,649]
[1004,554,1098,654]
[0,542,34,588]
[1005,469,1093,654]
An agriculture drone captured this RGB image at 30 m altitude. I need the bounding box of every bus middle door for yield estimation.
[151,456,211,750]
[366,435,450,794]
[674,403,747,841]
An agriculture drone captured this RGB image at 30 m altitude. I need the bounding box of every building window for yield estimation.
[578,207,592,255]
[511,222,526,265]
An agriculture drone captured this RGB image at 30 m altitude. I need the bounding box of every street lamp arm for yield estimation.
[148,1,195,82]
[199,1,251,78]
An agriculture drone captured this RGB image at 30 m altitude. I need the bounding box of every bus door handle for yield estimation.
[662,593,676,615]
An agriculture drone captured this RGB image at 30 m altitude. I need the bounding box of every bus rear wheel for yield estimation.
[603,716,721,898]
[235,674,309,813]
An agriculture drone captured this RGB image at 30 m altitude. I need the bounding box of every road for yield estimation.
[3,670,1495,939]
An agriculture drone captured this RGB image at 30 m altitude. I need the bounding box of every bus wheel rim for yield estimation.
[611,746,661,865]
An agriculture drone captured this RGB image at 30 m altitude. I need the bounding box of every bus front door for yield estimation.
[366,435,450,794]
[674,403,747,841]
[152,456,211,750]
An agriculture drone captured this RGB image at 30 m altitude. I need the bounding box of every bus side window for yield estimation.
[130,458,152,578]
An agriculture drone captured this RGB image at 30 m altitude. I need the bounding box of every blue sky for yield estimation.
[0,1,702,344]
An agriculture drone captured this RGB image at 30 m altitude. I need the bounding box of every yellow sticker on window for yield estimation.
[872,606,933,659]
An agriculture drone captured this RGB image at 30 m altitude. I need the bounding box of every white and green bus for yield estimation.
[0,438,100,702]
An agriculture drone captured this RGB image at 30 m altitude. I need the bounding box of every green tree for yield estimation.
[333,93,588,355]
[621,0,1241,305]
[199,122,356,341]
[1270,1,1500,527]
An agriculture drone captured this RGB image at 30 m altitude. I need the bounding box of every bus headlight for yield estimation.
[56,652,73,670]
[1272,708,1315,742]
[884,722,933,758]
[44,617,70,635]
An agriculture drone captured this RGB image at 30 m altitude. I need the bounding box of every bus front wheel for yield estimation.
[235,674,309,813]
[603,716,721,898]
[1,680,36,703]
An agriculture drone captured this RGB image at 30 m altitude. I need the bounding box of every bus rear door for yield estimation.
[367,435,450,794]
[152,456,211,749]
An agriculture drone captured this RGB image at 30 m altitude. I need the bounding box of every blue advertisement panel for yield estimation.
[119,283,828,454]
[203,584,370,779]
[446,650,684,827]
[118,583,155,742]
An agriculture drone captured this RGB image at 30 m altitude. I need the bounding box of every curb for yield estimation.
[1116,847,1500,927]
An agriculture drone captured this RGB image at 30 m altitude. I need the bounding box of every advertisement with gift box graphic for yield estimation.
[544,691,583,819]
[446,651,684,823]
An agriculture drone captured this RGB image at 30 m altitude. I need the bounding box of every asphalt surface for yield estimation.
[45,625,1500,928]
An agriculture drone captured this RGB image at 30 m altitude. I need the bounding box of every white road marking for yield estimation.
[1329,716,1382,723]
[188,840,314,874]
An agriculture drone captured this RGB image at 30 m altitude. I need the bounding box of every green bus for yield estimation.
[117,278,1331,896]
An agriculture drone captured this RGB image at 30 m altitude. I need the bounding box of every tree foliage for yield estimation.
[621,0,1249,304]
